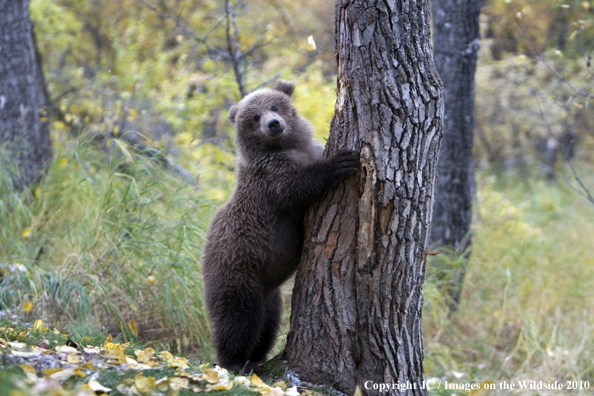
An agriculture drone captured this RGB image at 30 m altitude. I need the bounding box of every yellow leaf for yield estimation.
[128,319,138,335]
[113,125,120,135]
[146,276,157,284]
[40,117,48,122]
[234,376,250,387]
[135,347,155,363]
[203,369,220,384]
[168,377,190,390]
[20,363,38,380]
[353,386,363,396]
[211,382,234,391]
[82,361,96,369]
[33,319,46,331]
[67,354,81,364]
[50,368,77,381]
[34,187,41,198]
[155,377,169,392]
[55,345,78,354]
[251,373,266,388]
[22,228,32,239]
[58,158,68,167]
[88,380,112,393]
[43,368,63,376]
[23,301,33,313]
[135,373,156,395]
[74,368,87,377]
[168,357,189,369]
[159,351,174,362]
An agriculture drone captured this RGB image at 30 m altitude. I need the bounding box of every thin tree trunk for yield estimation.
[0,0,52,189]
[429,0,482,307]
[285,1,443,394]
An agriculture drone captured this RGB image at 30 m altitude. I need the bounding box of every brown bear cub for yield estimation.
[202,80,358,374]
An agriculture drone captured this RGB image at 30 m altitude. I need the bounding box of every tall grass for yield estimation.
[424,171,594,394]
[2,134,594,390]
[0,139,215,358]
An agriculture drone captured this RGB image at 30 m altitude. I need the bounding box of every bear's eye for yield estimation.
[271,106,278,112]
[253,115,260,122]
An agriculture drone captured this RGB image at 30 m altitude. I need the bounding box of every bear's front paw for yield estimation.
[330,148,359,179]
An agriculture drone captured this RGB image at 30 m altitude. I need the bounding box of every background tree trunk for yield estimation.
[0,0,52,189]
[285,1,443,394]
[429,0,482,308]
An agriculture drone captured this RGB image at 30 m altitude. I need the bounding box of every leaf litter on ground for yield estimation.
[0,319,302,395]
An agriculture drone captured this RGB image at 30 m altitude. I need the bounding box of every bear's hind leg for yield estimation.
[249,289,282,363]
[211,287,265,374]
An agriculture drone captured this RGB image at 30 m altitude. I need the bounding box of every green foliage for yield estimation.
[0,139,214,357]
[424,170,594,392]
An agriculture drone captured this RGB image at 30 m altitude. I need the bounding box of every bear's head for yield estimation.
[228,80,308,163]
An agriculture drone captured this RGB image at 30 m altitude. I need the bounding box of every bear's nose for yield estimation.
[268,119,283,134]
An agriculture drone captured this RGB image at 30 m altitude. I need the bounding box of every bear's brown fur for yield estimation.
[202,80,358,374]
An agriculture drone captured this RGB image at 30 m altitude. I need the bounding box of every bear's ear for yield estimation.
[273,80,296,97]
[228,105,238,124]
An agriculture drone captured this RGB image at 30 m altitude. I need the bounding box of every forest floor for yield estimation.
[0,317,338,396]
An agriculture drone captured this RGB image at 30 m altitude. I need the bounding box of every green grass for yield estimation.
[0,138,216,358]
[424,170,594,395]
[2,135,594,395]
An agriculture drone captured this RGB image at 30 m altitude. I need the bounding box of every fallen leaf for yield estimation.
[33,319,47,331]
[234,376,250,387]
[42,368,63,376]
[169,377,190,390]
[67,353,81,364]
[251,373,267,388]
[88,380,112,393]
[9,341,27,350]
[134,373,156,395]
[55,345,78,354]
[135,347,155,363]
[158,351,174,361]
[203,369,220,384]
[285,386,300,396]
[20,363,38,380]
[38,338,51,350]
[167,357,189,369]
[50,368,77,381]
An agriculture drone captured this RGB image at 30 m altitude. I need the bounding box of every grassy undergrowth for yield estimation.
[424,171,594,395]
[1,138,216,358]
[2,136,594,395]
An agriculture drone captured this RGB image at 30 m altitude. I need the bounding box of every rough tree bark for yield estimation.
[0,0,53,189]
[429,0,482,307]
[285,1,443,394]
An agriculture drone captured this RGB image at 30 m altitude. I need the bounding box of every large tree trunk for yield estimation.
[0,0,52,189]
[285,1,443,394]
[429,0,482,307]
